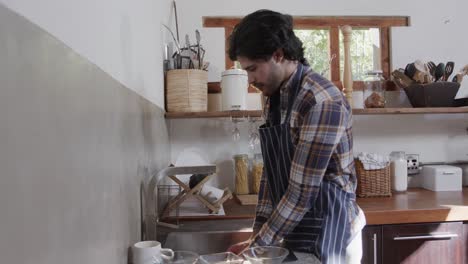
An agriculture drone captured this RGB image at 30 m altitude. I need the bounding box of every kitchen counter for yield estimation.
[358,187,468,225]
[161,188,468,227]
[158,188,468,257]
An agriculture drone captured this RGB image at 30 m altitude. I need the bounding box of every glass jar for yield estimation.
[233,154,249,195]
[364,70,386,108]
[390,151,408,192]
[251,154,263,194]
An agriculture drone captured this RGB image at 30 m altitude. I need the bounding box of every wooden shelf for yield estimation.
[165,107,468,119]
[165,110,262,119]
[353,107,468,115]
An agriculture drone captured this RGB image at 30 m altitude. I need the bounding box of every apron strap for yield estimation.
[267,63,305,126]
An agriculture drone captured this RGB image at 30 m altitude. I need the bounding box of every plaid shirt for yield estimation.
[252,66,359,246]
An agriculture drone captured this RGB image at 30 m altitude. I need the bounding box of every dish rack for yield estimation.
[154,165,232,228]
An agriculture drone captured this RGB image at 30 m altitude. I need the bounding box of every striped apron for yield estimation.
[258,64,354,263]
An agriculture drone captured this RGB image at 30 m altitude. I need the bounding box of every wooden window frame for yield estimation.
[203,16,409,91]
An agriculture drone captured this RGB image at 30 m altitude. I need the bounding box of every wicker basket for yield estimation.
[166,69,208,112]
[355,159,391,197]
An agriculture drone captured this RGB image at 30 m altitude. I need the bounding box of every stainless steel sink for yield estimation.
[163,230,252,254]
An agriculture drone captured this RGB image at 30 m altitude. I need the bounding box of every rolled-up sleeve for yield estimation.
[252,101,348,246]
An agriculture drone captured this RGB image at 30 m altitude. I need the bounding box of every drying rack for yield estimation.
[158,165,233,221]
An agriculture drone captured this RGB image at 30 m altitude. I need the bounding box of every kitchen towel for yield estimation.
[357,152,390,170]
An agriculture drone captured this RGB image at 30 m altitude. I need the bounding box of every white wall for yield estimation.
[168,0,468,190]
[0,0,174,108]
[0,2,172,264]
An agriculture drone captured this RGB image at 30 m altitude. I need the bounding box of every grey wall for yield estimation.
[0,4,169,264]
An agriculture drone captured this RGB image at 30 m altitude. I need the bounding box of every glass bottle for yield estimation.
[233,154,249,195]
[251,153,263,194]
[390,151,408,192]
[364,70,386,108]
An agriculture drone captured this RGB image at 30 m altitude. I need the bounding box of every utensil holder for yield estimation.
[166,69,208,112]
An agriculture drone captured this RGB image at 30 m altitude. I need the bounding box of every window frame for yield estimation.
[203,16,409,91]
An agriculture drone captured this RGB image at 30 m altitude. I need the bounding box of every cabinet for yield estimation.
[362,225,382,264]
[464,222,468,264]
[362,222,464,264]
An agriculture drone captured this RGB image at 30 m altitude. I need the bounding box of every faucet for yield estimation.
[142,165,217,240]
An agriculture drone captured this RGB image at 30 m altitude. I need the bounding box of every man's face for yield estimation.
[237,55,283,97]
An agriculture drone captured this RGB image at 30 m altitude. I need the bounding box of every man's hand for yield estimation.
[227,240,251,255]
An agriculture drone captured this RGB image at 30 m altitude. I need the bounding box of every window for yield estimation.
[203,16,409,90]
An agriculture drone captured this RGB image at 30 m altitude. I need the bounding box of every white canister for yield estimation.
[390,151,408,192]
[352,91,364,109]
[221,69,248,111]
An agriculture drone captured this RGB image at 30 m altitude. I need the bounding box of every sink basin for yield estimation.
[163,230,252,255]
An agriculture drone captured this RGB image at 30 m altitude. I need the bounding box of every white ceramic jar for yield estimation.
[221,69,248,111]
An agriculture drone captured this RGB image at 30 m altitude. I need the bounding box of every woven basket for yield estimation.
[355,159,391,197]
[166,69,208,112]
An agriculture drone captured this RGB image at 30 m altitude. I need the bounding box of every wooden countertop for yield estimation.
[358,188,468,225]
[170,188,468,225]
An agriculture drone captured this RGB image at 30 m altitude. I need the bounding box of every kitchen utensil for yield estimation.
[195,29,202,69]
[162,24,181,53]
[242,246,289,264]
[434,62,445,82]
[199,252,244,264]
[184,34,194,69]
[427,61,437,80]
[173,0,180,42]
[404,63,417,79]
[413,59,427,73]
[162,24,182,69]
[444,61,454,81]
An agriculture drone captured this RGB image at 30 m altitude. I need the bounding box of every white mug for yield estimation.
[132,241,174,264]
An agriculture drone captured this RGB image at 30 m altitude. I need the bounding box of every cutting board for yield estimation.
[235,194,258,205]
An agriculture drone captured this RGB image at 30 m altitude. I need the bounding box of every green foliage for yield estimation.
[296,28,380,80]
[294,29,330,77]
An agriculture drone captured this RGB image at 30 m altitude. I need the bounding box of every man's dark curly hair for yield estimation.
[228,9,308,65]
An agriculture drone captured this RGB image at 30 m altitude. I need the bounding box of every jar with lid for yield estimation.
[233,154,249,195]
[251,153,263,194]
[364,70,386,108]
[390,151,408,192]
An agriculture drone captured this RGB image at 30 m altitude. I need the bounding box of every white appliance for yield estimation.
[457,164,468,186]
[421,165,462,191]
[221,69,248,110]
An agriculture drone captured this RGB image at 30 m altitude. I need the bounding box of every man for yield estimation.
[227,10,366,263]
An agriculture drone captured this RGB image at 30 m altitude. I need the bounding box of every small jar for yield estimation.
[390,151,408,192]
[364,70,386,108]
[251,154,263,194]
[233,154,249,195]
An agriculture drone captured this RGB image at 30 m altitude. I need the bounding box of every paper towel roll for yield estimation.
[132,241,174,264]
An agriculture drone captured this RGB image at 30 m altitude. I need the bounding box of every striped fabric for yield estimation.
[252,64,360,263]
